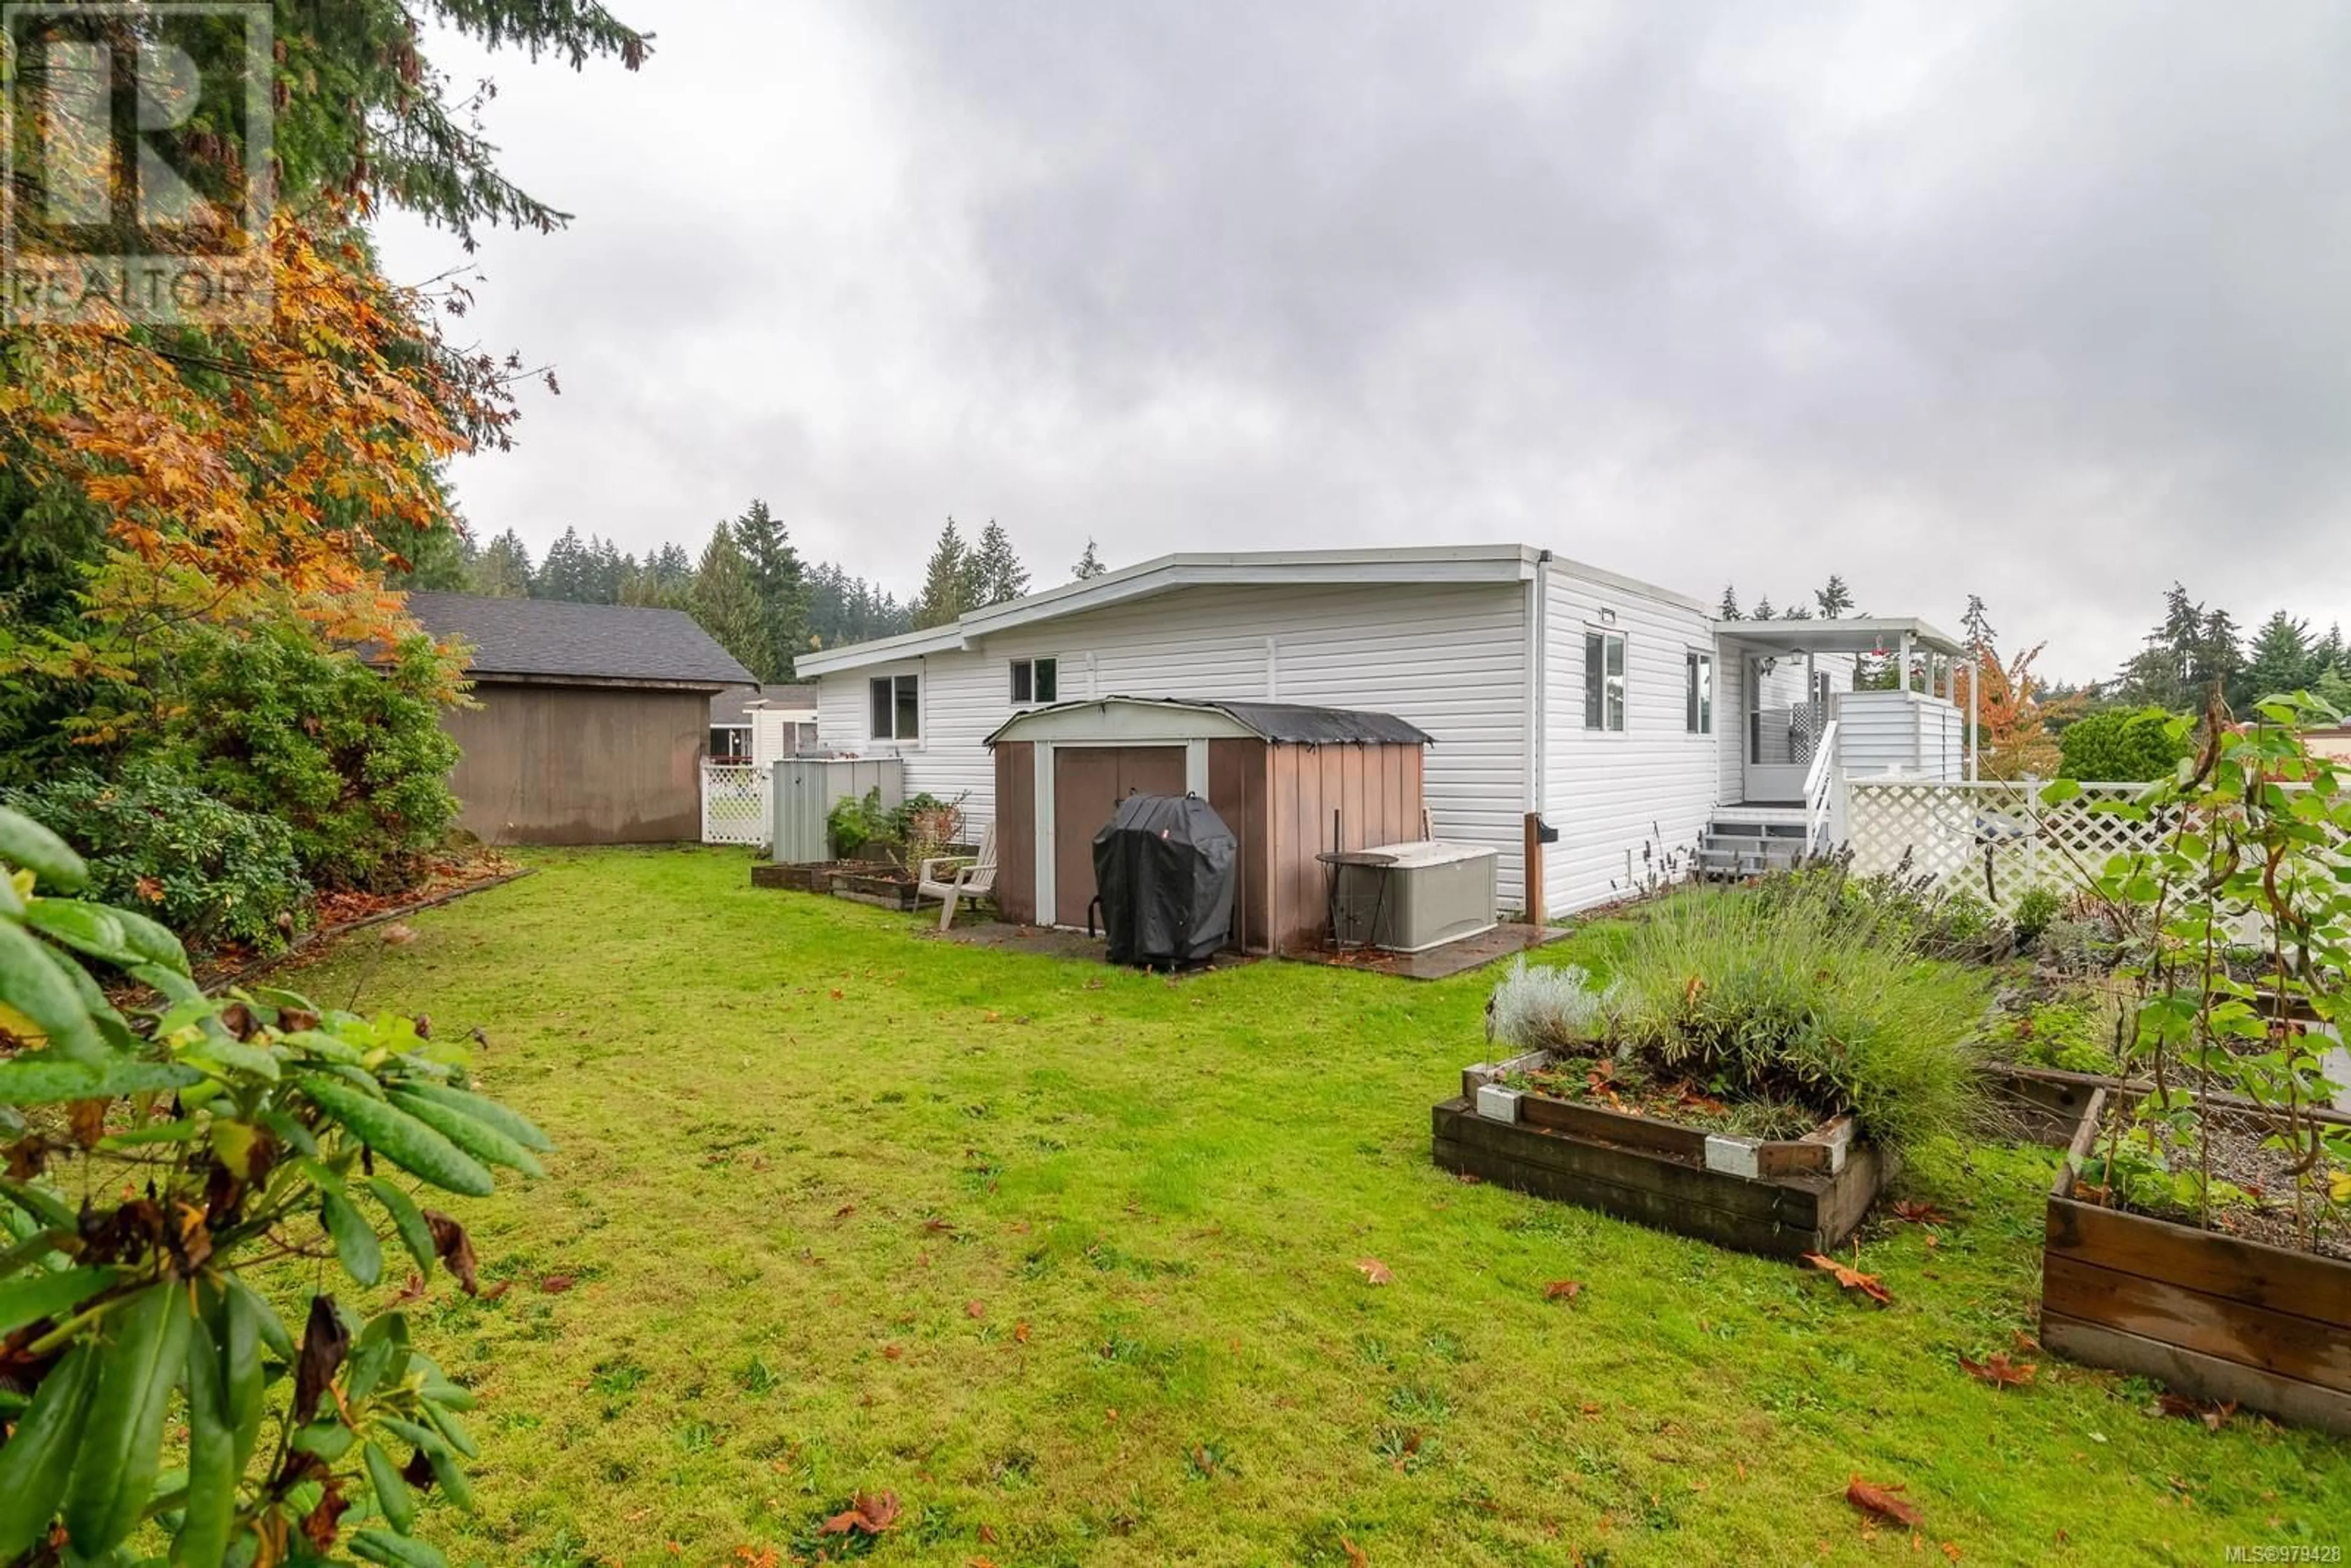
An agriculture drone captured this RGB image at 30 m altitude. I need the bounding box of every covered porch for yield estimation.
[1718,617,1975,809]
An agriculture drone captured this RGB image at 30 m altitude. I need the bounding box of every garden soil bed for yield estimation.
[2041,1088,2351,1434]
[1432,1051,1888,1258]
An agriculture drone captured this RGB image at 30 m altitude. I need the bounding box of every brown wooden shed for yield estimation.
[403,591,757,846]
[986,697,1432,954]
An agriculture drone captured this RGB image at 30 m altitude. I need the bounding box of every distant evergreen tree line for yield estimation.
[405,509,1111,682]
[2109,583,2351,716]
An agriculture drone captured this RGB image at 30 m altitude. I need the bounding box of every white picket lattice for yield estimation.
[1845,778,2164,913]
[701,762,770,847]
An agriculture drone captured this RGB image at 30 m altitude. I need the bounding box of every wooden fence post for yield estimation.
[1523,812,1547,928]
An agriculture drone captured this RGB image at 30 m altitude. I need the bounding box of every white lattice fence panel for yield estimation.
[1846,779,2161,913]
[701,763,770,847]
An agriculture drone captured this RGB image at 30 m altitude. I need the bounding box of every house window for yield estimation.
[869,674,920,740]
[1009,657,1058,705]
[1685,651,1713,733]
[1584,630,1626,731]
[708,726,750,762]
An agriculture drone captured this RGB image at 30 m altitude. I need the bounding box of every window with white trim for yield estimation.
[1685,651,1713,733]
[1584,630,1626,731]
[868,674,919,740]
[1009,656,1058,705]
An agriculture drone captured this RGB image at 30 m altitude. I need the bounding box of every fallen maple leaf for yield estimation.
[819,1491,902,1537]
[1014,1321,1031,1344]
[2012,1329,2042,1354]
[1891,1201,1951,1226]
[978,1523,999,1545]
[834,1203,857,1220]
[2152,1392,2237,1430]
[540,1274,576,1294]
[1959,1352,2036,1389]
[1542,1280,1584,1301]
[1941,1542,1963,1562]
[882,1344,903,1360]
[1847,1475,1922,1528]
[1802,1251,1892,1306]
[1355,1258,1393,1286]
[964,1299,986,1319]
[924,1217,954,1233]
[1342,1537,1368,1566]
[392,1272,427,1305]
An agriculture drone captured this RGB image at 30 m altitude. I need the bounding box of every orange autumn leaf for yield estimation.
[1889,1201,1951,1226]
[1355,1258,1393,1286]
[1542,1280,1584,1301]
[819,1491,902,1537]
[1801,1251,1892,1307]
[1342,1537,1368,1566]
[1014,1321,1031,1344]
[1958,1352,2036,1389]
[964,1299,986,1319]
[1847,1476,1922,1528]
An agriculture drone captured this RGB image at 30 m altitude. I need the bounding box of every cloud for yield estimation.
[375,0,2351,675]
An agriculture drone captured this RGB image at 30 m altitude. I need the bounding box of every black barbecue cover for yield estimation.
[1091,793,1237,967]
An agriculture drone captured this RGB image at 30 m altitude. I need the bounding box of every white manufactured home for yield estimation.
[797,545,1974,926]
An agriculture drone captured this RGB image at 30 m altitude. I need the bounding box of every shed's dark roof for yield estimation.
[403,591,757,688]
[710,683,818,725]
[988,696,1431,746]
[1205,700,1430,745]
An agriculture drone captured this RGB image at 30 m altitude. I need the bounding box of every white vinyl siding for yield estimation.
[1542,571,1720,915]
[1832,689,1963,781]
[816,581,1531,898]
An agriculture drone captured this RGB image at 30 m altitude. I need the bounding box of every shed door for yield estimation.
[1054,745,1188,928]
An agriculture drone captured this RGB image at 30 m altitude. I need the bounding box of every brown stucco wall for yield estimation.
[441,681,710,846]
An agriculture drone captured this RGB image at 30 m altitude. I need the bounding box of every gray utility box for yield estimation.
[1331,841,1499,952]
[770,757,904,865]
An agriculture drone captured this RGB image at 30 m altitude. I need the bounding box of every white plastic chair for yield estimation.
[918,823,999,930]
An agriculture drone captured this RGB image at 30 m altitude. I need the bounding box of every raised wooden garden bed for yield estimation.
[750,861,853,893]
[1431,1051,1888,1257]
[830,872,919,911]
[1989,1062,2351,1150]
[2041,1089,2351,1434]
[1987,1062,2110,1147]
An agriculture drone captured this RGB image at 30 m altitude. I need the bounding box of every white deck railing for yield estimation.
[701,762,770,847]
[1802,719,1840,850]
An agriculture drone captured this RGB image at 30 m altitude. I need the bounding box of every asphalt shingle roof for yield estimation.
[403,591,758,688]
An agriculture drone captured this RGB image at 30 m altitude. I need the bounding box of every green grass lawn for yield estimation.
[277,848,2350,1566]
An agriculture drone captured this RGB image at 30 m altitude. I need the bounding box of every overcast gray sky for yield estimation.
[373,0,2351,680]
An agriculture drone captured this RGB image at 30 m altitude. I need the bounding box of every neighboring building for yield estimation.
[2305,726,2351,764]
[404,591,756,846]
[795,545,1972,920]
[709,683,819,767]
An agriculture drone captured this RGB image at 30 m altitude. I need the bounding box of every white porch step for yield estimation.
[1711,803,1810,829]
